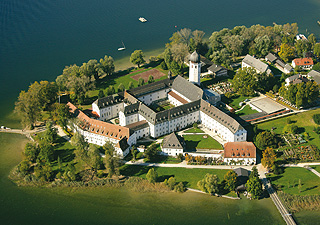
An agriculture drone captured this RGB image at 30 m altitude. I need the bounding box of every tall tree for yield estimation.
[99,55,115,76]
[261,147,276,169]
[144,143,159,161]
[148,75,154,84]
[128,81,134,90]
[224,170,238,192]
[295,40,311,58]
[197,173,220,195]
[279,43,295,63]
[314,43,320,58]
[103,142,120,177]
[118,83,125,92]
[232,67,258,96]
[146,168,158,183]
[246,175,263,199]
[130,50,145,68]
[255,131,276,150]
[138,78,145,87]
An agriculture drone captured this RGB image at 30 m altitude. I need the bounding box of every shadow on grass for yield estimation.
[120,165,150,177]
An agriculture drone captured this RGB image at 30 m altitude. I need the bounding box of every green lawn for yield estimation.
[257,108,320,148]
[119,165,229,189]
[52,137,76,171]
[184,128,205,133]
[222,95,252,110]
[236,105,258,116]
[147,155,181,164]
[88,64,168,99]
[268,167,320,196]
[183,134,223,150]
[311,165,320,173]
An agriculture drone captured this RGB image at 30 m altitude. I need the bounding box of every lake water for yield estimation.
[1,0,320,224]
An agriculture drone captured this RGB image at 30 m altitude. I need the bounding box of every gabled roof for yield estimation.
[293,57,314,66]
[208,64,227,73]
[127,78,173,97]
[224,142,256,158]
[172,75,204,101]
[308,70,320,84]
[242,54,269,73]
[233,167,250,177]
[125,120,149,132]
[265,53,277,63]
[284,64,293,71]
[162,132,185,149]
[67,102,130,141]
[122,102,140,116]
[93,94,124,108]
[200,100,243,134]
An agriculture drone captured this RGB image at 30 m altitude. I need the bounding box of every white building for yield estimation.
[68,51,247,158]
[161,132,185,156]
[189,51,201,86]
[223,142,256,165]
[242,54,272,75]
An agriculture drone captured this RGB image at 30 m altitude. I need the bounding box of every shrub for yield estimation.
[174,182,185,193]
[312,114,320,125]
[160,61,168,70]
[283,124,299,134]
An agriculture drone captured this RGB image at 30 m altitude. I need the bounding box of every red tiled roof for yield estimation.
[224,142,256,158]
[67,102,130,141]
[293,58,314,66]
[168,91,189,104]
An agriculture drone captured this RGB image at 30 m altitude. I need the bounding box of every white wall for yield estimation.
[138,89,170,105]
[189,61,201,85]
[161,147,183,156]
[224,157,256,165]
[93,102,124,121]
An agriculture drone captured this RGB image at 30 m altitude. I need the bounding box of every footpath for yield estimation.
[257,164,296,225]
[282,162,320,178]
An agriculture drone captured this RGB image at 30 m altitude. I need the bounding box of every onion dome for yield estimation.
[189,50,200,63]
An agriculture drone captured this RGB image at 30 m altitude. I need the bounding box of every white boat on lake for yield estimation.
[118,41,126,51]
[139,17,147,23]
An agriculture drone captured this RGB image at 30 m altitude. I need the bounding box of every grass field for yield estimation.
[311,165,320,173]
[120,165,229,189]
[222,95,252,110]
[87,64,168,99]
[257,108,320,148]
[184,128,205,133]
[268,167,320,196]
[183,134,223,150]
[236,105,258,116]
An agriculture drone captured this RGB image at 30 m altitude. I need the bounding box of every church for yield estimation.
[68,51,247,158]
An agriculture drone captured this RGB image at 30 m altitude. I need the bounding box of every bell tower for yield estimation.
[189,50,201,86]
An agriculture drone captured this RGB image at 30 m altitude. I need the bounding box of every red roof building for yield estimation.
[292,58,314,69]
[223,142,256,165]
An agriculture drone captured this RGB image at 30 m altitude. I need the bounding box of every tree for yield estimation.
[313,62,320,72]
[224,170,237,192]
[87,144,102,171]
[128,81,135,90]
[197,173,220,195]
[308,34,317,48]
[103,142,120,177]
[279,43,295,63]
[314,43,320,58]
[255,131,276,150]
[246,176,263,199]
[169,61,182,75]
[43,121,57,144]
[148,75,155,84]
[50,103,70,130]
[144,143,159,161]
[118,83,125,92]
[312,114,320,125]
[130,50,145,68]
[171,43,189,66]
[63,163,77,181]
[37,141,54,163]
[174,182,185,193]
[71,132,89,164]
[99,55,115,76]
[57,155,62,170]
[232,67,258,96]
[18,160,30,176]
[138,78,145,87]
[160,61,168,70]
[80,59,99,81]
[295,40,311,58]
[131,145,137,161]
[98,90,105,98]
[261,147,276,169]
[250,166,259,179]
[146,168,158,183]
[283,124,299,134]
[164,176,176,190]
[177,153,184,162]
[24,142,39,163]
[254,35,271,57]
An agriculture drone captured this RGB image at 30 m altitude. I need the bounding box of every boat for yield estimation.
[139,17,147,23]
[317,21,320,26]
[118,41,126,51]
